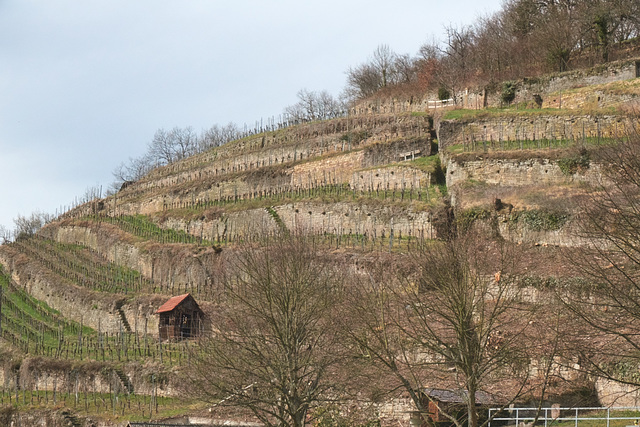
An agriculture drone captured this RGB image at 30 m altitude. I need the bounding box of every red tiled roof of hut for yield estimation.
[156,293,191,314]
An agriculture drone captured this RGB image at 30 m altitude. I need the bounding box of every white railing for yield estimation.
[488,406,640,427]
[427,98,454,109]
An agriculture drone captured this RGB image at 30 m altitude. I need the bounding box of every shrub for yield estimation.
[438,86,451,101]
[501,81,517,105]
[557,148,590,175]
[510,209,569,231]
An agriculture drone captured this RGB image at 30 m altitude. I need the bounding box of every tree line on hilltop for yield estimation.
[346,0,640,102]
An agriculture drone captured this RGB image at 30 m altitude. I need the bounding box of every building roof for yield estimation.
[423,388,495,405]
[156,293,192,314]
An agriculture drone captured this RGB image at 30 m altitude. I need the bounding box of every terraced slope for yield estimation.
[0,58,639,424]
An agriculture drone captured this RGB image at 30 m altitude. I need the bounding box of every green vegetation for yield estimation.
[501,81,516,105]
[446,135,620,155]
[265,206,289,234]
[602,360,640,384]
[0,266,189,365]
[98,214,213,246]
[126,184,442,222]
[511,209,569,231]
[0,389,202,425]
[557,149,591,175]
[442,107,619,121]
[13,236,152,294]
[438,86,451,100]
[0,265,92,352]
[456,207,492,231]
[406,154,442,175]
[341,130,370,145]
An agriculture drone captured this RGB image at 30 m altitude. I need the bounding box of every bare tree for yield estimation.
[345,44,402,99]
[347,233,554,427]
[345,63,384,99]
[148,126,198,165]
[371,44,397,88]
[111,154,155,192]
[188,237,346,427]
[284,89,344,122]
[393,53,418,84]
[0,225,11,244]
[560,126,640,386]
[13,211,52,240]
[199,122,239,151]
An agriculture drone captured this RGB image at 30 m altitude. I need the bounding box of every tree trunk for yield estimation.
[467,381,479,427]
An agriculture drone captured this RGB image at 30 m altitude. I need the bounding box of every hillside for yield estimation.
[1,58,640,426]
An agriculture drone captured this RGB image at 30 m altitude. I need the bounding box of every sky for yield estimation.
[0,0,504,231]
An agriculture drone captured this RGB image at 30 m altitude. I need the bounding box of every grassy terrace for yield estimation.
[104,182,443,226]
[0,389,204,424]
[12,236,153,294]
[97,214,213,246]
[444,135,622,155]
[0,266,190,365]
[442,106,620,121]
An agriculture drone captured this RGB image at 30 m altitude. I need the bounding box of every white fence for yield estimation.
[488,407,640,427]
[427,98,454,109]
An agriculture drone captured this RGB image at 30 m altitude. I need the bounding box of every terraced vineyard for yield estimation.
[97,214,215,246]
[11,236,153,294]
[0,265,191,365]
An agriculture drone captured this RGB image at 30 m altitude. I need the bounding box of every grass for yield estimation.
[0,265,190,365]
[445,135,622,155]
[125,184,444,225]
[0,265,93,346]
[442,106,621,121]
[406,154,441,173]
[98,214,214,246]
[533,409,640,427]
[13,236,153,294]
[0,389,205,424]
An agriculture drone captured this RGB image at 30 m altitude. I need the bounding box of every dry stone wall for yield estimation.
[105,116,432,219]
[291,151,364,188]
[460,59,640,110]
[49,225,221,301]
[437,114,637,151]
[134,114,431,190]
[505,59,639,107]
[274,202,435,240]
[106,143,433,223]
[446,157,601,188]
[350,166,430,192]
[541,87,639,110]
[596,378,640,407]
[152,202,436,244]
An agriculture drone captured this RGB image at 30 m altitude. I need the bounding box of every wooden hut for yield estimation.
[410,388,495,426]
[156,293,203,340]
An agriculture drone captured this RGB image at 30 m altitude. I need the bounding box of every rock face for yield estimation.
[596,378,640,407]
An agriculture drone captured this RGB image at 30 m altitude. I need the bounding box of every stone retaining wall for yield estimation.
[437,115,637,151]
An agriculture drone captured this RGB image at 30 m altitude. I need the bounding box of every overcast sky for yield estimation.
[0,0,504,230]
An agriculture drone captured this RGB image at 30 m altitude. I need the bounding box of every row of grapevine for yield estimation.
[458,133,622,154]
[158,182,437,214]
[0,267,189,366]
[99,214,211,246]
[150,113,426,179]
[12,236,153,294]
[0,385,175,420]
